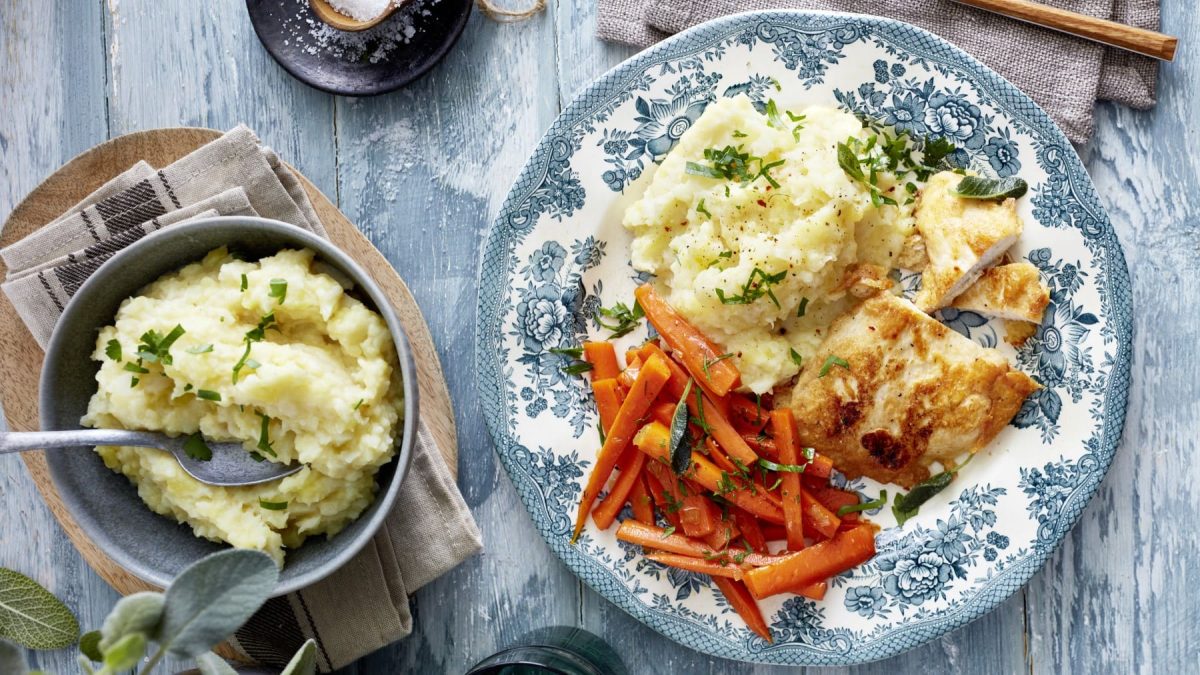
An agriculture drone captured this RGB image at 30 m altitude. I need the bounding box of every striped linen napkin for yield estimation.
[0,126,483,672]
[597,0,1162,144]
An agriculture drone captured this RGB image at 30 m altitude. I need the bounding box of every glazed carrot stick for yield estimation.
[617,355,643,390]
[704,437,740,474]
[687,391,759,467]
[644,470,682,530]
[644,458,687,522]
[635,284,741,396]
[650,400,676,427]
[771,409,806,551]
[583,342,620,380]
[646,553,746,579]
[713,577,772,643]
[628,473,656,525]
[591,378,624,434]
[640,342,691,400]
[593,449,648,530]
[729,394,769,433]
[732,508,767,554]
[634,423,784,524]
[742,434,778,460]
[666,349,730,417]
[679,494,719,538]
[795,581,828,601]
[614,521,795,566]
[572,353,672,542]
[703,514,740,551]
[761,524,787,541]
[806,485,862,522]
[743,526,876,599]
[801,488,842,540]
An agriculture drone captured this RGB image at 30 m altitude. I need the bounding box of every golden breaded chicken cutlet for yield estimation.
[786,292,1039,488]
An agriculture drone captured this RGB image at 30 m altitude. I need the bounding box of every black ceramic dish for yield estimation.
[246,0,472,96]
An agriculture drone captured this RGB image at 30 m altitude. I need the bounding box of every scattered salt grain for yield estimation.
[328,0,394,22]
[282,0,439,64]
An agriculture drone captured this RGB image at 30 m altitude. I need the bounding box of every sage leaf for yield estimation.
[79,630,102,662]
[157,549,278,659]
[0,568,79,649]
[893,471,956,525]
[196,651,240,675]
[0,639,29,675]
[280,638,318,675]
[669,380,694,475]
[952,175,1028,201]
[102,631,146,672]
[99,591,164,651]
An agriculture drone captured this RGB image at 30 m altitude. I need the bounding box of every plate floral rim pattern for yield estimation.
[475,10,1132,666]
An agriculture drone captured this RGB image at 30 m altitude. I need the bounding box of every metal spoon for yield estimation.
[308,0,397,32]
[0,429,303,487]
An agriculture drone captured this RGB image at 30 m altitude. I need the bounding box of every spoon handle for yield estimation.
[0,429,165,455]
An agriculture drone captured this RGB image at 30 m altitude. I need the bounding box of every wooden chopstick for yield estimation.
[952,0,1177,61]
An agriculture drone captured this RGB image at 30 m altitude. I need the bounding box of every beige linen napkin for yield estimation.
[0,126,483,672]
[597,0,1161,143]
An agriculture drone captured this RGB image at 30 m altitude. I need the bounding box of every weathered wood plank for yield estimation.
[0,2,116,674]
[1023,3,1200,672]
[330,6,577,673]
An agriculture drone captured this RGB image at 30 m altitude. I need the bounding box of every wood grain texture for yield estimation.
[0,0,1195,673]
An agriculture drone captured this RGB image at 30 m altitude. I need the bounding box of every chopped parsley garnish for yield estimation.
[182,434,212,462]
[685,145,784,188]
[258,499,288,511]
[757,458,809,473]
[233,313,276,383]
[838,137,898,208]
[123,362,149,374]
[763,99,787,131]
[661,525,677,539]
[838,490,888,516]
[796,296,809,318]
[130,377,139,387]
[919,136,957,176]
[183,383,193,392]
[818,355,850,378]
[786,111,807,141]
[701,353,734,381]
[186,343,213,354]
[549,346,593,376]
[595,300,644,339]
[695,198,712,219]
[136,325,186,365]
[268,278,288,304]
[196,389,221,401]
[789,348,803,368]
[732,130,748,138]
[714,472,738,496]
[353,399,364,411]
[716,267,786,308]
[105,340,122,361]
[256,413,276,457]
[240,273,248,292]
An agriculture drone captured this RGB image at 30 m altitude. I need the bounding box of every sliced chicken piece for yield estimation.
[913,171,1023,312]
[833,263,892,299]
[951,262,1049,323]
[787,293,1039,488]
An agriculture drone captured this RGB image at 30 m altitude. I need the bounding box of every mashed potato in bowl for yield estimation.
[624,95,916,393]
[81,247,403,565]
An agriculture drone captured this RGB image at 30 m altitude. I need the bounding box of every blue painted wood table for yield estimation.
[1,2,1195,673]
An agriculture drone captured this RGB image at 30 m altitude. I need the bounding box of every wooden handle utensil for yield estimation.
[952,0,1177,61]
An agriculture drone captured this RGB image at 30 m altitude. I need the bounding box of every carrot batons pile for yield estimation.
[570,284,878,643]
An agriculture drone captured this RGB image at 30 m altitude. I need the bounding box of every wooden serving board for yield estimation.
[0,127,459,598]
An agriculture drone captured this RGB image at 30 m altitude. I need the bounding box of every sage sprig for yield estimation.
[953,175,1028,201]
[0,568,80,649]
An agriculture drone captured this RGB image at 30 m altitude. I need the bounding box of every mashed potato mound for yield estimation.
[624,96,915,392]
[82,248,403,565]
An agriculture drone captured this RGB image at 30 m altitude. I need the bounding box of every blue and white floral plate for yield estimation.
[475,11,1131,665]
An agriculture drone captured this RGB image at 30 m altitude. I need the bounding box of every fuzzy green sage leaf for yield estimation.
[157,549,278,659]
[0,568,79,649]
[669,380,695,475]
[953,175,1028,201]
[280,638,318,675]
[99,591,164,652]
[78,630,102,662]
[102,631,146,672]
[196,650,240,675]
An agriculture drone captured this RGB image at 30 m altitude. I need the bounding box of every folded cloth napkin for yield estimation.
[1,126,483,672]
[597,0,1161,143]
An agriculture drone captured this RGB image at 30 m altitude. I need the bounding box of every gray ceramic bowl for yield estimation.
[39,217,418,596]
